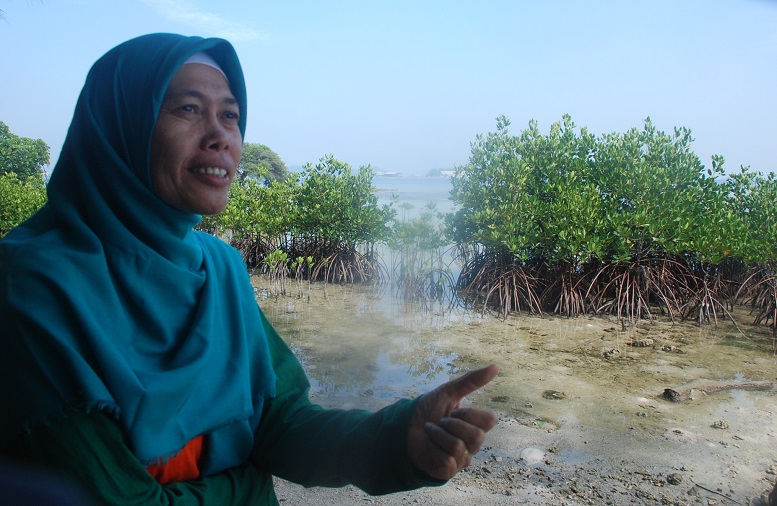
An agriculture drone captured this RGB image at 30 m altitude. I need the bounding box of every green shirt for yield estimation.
[2,313,443,505]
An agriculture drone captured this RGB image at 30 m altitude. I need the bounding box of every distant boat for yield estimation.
[376,171,401,177]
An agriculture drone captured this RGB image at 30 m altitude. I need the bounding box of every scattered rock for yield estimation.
[663,428,699,443]
[662,388,680,401]
[627,338,654,347]
[603,348,620,359]
[666,473,683,485]
[711,420,729,430]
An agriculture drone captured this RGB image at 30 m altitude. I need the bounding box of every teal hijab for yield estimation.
[0,33,277,473]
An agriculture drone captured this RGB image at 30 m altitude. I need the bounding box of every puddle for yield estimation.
[258,283,465,408]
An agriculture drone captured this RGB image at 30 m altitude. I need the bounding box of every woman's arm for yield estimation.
[250,310,445,495]
[2,409,275,505]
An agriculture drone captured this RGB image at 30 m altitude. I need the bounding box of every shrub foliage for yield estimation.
[0,172,47,238]
[448,115,776,327]
[198,155,395,284]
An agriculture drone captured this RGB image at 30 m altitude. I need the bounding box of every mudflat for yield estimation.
[257,278,777,505]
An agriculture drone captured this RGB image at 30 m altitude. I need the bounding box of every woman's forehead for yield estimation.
[165,63,236,103]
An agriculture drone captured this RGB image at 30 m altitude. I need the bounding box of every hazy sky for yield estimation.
[1,0,775,175]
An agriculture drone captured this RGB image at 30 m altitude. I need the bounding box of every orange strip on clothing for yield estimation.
[146,435,204,485]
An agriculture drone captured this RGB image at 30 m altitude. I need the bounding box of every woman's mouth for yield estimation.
[192,167,228,177]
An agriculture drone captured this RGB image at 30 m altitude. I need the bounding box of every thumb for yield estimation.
[445,363,500,400]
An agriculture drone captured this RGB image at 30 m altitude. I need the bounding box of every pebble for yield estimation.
[520,447,546,465]
[666,473,683,485]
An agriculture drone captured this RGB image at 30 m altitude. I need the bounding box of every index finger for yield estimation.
[446,363,500,400]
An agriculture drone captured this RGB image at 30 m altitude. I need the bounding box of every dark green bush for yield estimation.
[0,172,47,238]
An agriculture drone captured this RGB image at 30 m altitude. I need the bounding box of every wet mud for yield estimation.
[254,276,777,505]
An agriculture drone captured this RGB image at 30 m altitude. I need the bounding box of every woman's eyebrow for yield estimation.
[164,88,238,106]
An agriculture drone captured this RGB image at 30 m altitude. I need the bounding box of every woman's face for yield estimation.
[150,62,242,215]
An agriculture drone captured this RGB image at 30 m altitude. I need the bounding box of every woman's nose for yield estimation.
[200,115,234,152]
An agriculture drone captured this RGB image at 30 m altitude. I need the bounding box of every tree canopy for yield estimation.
[237,142,289,185]
[0,121,50,181]
[0,172,47,237]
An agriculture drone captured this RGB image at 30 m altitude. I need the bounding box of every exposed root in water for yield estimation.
[587,255,687,325]
[540,264,588,317]
[457,252,543,317]
[232,233,280,268]
[312,249,386,284]
[737,264,777,330]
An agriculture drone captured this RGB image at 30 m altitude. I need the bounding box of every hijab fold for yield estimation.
[0,33,276,474]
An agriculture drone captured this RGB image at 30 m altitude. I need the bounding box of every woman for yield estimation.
[0,33,498,504]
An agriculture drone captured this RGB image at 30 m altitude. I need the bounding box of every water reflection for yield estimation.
[257,280,464,407]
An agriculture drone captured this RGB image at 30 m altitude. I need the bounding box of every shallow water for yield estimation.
[372,175,456,216]
[255,276,777,434]
[256,282,466,407]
